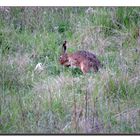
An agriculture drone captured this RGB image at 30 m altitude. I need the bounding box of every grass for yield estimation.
[0,7,140,134]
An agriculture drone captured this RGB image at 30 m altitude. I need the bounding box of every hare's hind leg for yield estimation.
[80,61,90,74]
[93,64,99,72]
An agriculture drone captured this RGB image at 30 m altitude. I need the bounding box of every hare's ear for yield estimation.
[62,41,67,54]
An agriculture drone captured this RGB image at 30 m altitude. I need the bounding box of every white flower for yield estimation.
[34,63,44,73]
[85,7,94,14]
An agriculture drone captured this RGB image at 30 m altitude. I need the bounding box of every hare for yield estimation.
[59,41,102,74]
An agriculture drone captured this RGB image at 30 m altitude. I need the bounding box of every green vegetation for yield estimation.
[0,7,140,134]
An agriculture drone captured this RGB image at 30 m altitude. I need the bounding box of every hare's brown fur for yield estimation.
[59,41,102,74]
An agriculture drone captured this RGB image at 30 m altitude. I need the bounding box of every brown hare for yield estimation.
[59,41,102,74]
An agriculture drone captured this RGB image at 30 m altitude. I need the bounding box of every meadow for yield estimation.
[0,7,140,134]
